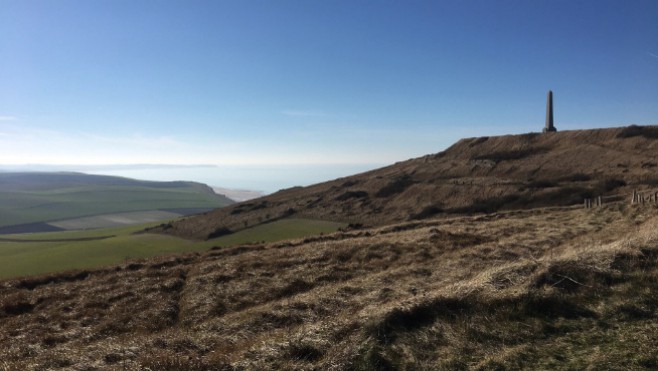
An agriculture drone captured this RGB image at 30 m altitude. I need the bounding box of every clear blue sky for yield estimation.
[1,0,657,168]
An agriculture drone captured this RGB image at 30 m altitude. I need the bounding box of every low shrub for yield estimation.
[409,205,444,220]
[450,195,522,214]
[468,136,489,147]
[15,270,91,290]
[231,201,268,215]
[336,191,369,201]
[472,146,548,162]
[601,178,627,192]
[639,177,658,186]
[207,227,233,239]
[616,125,658,139]
[376,174,415,198]
[560,173,592,182]
[527,179,558,189]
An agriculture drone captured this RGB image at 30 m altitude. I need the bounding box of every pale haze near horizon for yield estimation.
[1,1,657,191]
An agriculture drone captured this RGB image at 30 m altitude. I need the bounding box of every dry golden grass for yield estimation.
[1,203,657,369]
[157,126,658,240]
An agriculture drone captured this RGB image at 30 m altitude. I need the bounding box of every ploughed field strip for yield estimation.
[0,209,216,235]
[47,210,191,231]
[1,204,657,369]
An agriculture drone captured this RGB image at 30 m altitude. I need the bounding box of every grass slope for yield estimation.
[0,218,344,280]
[0,172,233,228]
[207,218,345,247]
[1,204,656,369]
[159,125,658,240]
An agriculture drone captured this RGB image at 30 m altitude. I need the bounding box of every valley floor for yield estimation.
[1,204,657,369]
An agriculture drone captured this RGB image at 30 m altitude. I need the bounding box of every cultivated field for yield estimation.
[1,204,656,369]
[48,210,192,230]
[0,172,232,230]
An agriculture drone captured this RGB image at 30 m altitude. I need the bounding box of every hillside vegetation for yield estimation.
[157,125,658,240]
[0,172,233,230]
[2,126,658,369]
[1,204,657,369]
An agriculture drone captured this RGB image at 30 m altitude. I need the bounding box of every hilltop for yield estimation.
[158,125,658,240]
[0,172,233,233]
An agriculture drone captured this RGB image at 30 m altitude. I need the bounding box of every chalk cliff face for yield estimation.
[159,125,658,240]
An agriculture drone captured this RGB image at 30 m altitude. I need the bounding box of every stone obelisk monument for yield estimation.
[543,90,557,132]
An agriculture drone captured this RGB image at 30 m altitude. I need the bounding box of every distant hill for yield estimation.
[158,125,658,240]
[0,172,233,231]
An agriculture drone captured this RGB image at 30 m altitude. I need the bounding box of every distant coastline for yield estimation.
[0,163,383,194]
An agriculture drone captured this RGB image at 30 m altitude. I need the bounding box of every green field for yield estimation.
[206,218,346,246]
[0,218,345,280]
[0,172,233,228]
[0,186,229,227]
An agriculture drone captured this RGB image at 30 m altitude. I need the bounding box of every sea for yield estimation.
[79,164,383,195]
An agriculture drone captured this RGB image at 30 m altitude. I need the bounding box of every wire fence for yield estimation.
[584,190,658,209]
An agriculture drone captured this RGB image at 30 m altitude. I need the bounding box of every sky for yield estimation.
[1,0,657,190]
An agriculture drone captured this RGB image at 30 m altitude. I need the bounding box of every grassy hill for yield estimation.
[157,125,658,240]
[1,204,656,369]
[1,126,657,369]
[0,172,233,229]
